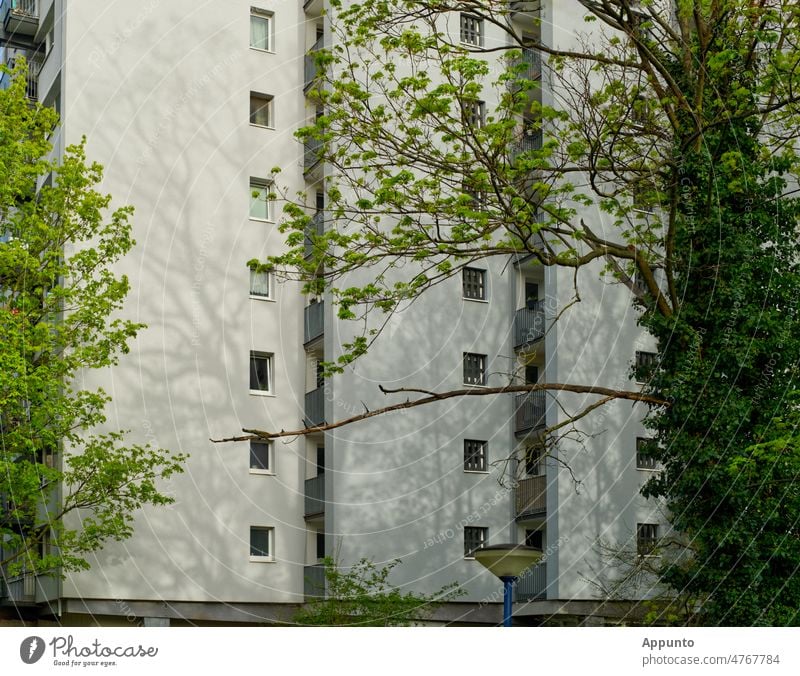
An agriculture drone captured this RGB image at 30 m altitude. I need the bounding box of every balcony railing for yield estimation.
[304,474,325,516]
[304,563,326,598]
[2,50,43,101]
[304,386,325,427]
[514,301,545,348]
[510,1,541,22]
[304,301,324,345]
[515,48,541,81]
[3,572,36,604]
[304,210,324,258]
[304,136,323,172]
[515,475,546,517]
[514,562,546,602]
[2,0,39,36]
[510,129,543,160]
[515,390,546,434]
[304,34,324,90]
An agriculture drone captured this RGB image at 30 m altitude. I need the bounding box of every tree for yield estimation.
[234,1,800,624]
[295,556,462,626]
[0,61,186,583]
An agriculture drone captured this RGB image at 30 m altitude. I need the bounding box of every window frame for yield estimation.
[636,437,658,471]
[636,523,659,557]
[459,13,484,47]
[634,350,658,383]
[462,267,487,301]
[463,439,488,473]
[249,91,274,128]
[250,7,274,53]
[249,267,273,301]
[249,526,275,561]
[464,99,486,128]
[463,352,487,386]
[249,351,274,395]
[464,526,488,558]
[249,177,273,222]
[249,440,274,474]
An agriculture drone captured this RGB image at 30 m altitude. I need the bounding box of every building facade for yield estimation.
[1,0,664,626]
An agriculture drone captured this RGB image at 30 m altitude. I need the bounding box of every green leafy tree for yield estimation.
[0,61,186,581]
[242,1,800,625]
[295,556,462,626]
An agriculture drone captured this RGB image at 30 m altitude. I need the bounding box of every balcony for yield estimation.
[510,129,543,161]
[515,475,546,517]
[304,385,325,427]
[2,572,36,604]
[1,50,42,101]
[304,34,324,91]
[514,48,541,81]
[514,562,547,602]
[510,1,541,25]
[304,136,323,172]
[2,0,38,38]
[514,301,545,348]
[304,474,325,517]
[304,301,324,345]
[304,563,326,598]
[304,210,324,259]
[515,390,546,434]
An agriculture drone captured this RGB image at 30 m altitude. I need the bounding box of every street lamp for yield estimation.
[474,544,542,627]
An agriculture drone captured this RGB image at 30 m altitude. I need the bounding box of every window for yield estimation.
[250,526,274,559]
[465,100,486,128]
[634,350,658,382]
[250,92,274,127]
[462,267,486,300]
[250,8,273,51]
[636,437,658,470]
[464,526,487,558]
[249,178,272,221]
[249,268,271,298]
[525,529,543,550]
[249,440,272,472]
[249,351,273,392]
[316,446,325,475]
[316,531,325,559]
[464,439,487,472]
[637,523,659,556]
[463,352,487,386]
[460,13,483,46]
[525,446,543,476]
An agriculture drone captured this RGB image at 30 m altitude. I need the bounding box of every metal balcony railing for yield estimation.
[304,475,325,516]
[515,475,546,517]
[3,51,43,101]
[304,34,324,90]
[515,390,546,434]
[304,386,325,427]
[514,562,546,602]
[304,210,324,258]
[514,301,545,348]
[304,563,326,598]
[516,48,541,81]
[2,0,38,36]
[304,301,324,345]
[511,129,543,160]
[3,572,36,603]
[304,137,323,171]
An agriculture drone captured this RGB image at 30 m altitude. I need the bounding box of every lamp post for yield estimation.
[474,544,542,627]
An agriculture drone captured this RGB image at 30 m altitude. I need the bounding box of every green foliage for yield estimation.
[294,556,463,626]
[0,60,186,577]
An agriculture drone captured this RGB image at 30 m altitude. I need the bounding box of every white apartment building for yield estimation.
[1,0,664,626]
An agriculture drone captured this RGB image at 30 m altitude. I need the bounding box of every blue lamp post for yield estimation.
[474,544,543,627]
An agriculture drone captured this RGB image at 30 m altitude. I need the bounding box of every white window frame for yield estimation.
[249,526,275,561]
[249,91,274,128]
[462,267,487,301]
[249,351,274,395]
[463,352,487,386]
[464,526,487,558]
[637,523,659,557]
[249,267,273,301]
[465,100,486,128]
[249,439,274,475]
[460,13,484,47]
[464,439,488,473]
[250,7,274,53]
[249,177,273,222]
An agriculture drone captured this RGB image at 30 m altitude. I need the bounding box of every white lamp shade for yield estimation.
[473,544,543,579]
